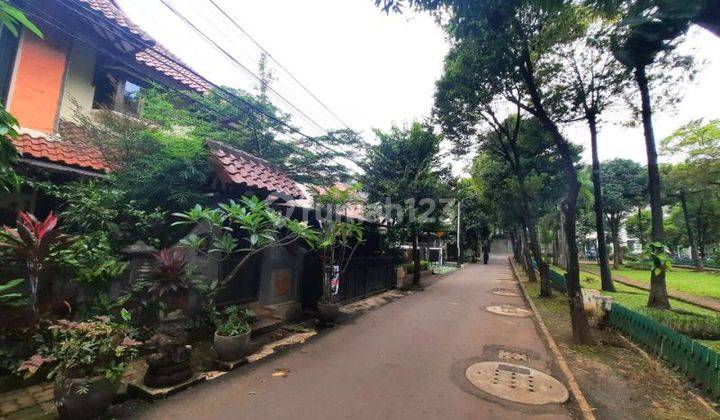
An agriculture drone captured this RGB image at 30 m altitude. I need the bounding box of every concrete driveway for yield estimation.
[134,255,572,419]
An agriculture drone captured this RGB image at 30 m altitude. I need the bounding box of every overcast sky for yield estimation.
[117,0,720,175]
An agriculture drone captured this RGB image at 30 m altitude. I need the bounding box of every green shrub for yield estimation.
[17,317,140,383]
[637,308,720,340]
[623,261,652,270]
[216,305,253,337]
[403,260,429,274]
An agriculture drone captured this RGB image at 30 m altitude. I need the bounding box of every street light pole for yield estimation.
[457,200,461,266]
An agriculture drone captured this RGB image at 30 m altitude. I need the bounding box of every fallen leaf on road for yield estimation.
[248,391,257,397]
[272,368,290,377]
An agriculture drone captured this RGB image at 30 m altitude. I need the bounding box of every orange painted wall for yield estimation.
[8,30,68,133]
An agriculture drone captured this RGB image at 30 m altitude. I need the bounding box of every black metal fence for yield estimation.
[300,256,397,308]
[335,257,396,303]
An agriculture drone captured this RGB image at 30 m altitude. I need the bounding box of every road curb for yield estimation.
[508,257,596,420]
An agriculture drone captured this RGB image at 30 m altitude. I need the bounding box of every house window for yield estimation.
[0,25,19,106]
[122,80,141,115]
[92,70,144,116]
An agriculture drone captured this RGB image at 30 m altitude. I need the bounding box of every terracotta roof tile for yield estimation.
[207,140,304,200]
[78,0,212,93]
[13,121,110,173]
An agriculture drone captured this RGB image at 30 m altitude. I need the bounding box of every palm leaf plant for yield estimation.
[311,185,365,306]
[316,220,364,305]
[172,196,319,304]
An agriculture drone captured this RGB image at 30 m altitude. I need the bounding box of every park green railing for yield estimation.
[608,304,720,400]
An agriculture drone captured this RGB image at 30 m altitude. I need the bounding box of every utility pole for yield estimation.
[457,200,461,266]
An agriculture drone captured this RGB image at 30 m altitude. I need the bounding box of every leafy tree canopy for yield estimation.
[599,158,647,216]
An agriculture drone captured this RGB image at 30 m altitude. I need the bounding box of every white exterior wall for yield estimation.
[59,41,97,120]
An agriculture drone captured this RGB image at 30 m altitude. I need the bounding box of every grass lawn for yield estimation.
[580,263,720,300]
[519,268,715,419]
[558,266,720,352]
[569,266,719,317]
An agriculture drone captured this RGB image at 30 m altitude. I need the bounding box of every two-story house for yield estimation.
[0,0,305,217]
[0,0,396,319]
[0,0,317,317]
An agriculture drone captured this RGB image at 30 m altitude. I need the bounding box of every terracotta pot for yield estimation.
[54,376,119,420]
[214,330,251,362]
[317,302,341,323]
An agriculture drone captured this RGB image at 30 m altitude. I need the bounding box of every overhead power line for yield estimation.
[157,0,337,138]
[206,0,356,133]
[18,1,361,170]
[42,0,360,169]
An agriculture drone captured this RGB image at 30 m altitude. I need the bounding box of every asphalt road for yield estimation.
[134,255,571,420]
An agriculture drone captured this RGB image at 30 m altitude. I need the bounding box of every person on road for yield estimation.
[482,242,490,264]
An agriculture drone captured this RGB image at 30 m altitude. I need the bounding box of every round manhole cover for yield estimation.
[465,362,568,405]
[491,289,521,297]
[486,305,532,317]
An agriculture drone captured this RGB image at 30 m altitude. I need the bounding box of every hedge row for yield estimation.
[403,260,430,274]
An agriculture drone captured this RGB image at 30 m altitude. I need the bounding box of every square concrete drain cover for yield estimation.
[465,361,568,405]
[486,305,533,317]
[499,350,530,362]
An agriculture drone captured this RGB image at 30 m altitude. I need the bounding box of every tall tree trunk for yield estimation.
[635,66,671,309]
[588,116,614,291]
[678,192,700,270]
[558,214,569,270]
[609,215,621,269]
[520,49,594,344]
[527,221,552,297]
[521,205,551,296]
[510,228,522,263]
[637,206,645,249]
[696,199,706,264]
[515,169,551,294]
[521,228,538,283]
[560,171,595,344]
[552,229,559,266]
[412,223,421,285]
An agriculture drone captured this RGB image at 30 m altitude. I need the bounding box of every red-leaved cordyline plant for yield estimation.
[148,248,194,298]
[0,212,69,318]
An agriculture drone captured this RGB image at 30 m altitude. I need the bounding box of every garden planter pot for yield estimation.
[54,376,119,420]
[214,331,251,362]
[317,302,341,323]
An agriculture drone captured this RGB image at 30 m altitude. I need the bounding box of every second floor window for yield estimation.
[0,25,19,106]
[92,70,144,117]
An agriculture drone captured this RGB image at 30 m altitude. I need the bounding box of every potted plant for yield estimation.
[213,305,253,362]
[312,185,365,322]
[18,316,140,420]
[316,221,364,322]
[148,248,194,312]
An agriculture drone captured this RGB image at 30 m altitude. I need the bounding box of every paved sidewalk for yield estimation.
[581,268,720,313]
[0,383,54,420]
[133,255,571,420]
